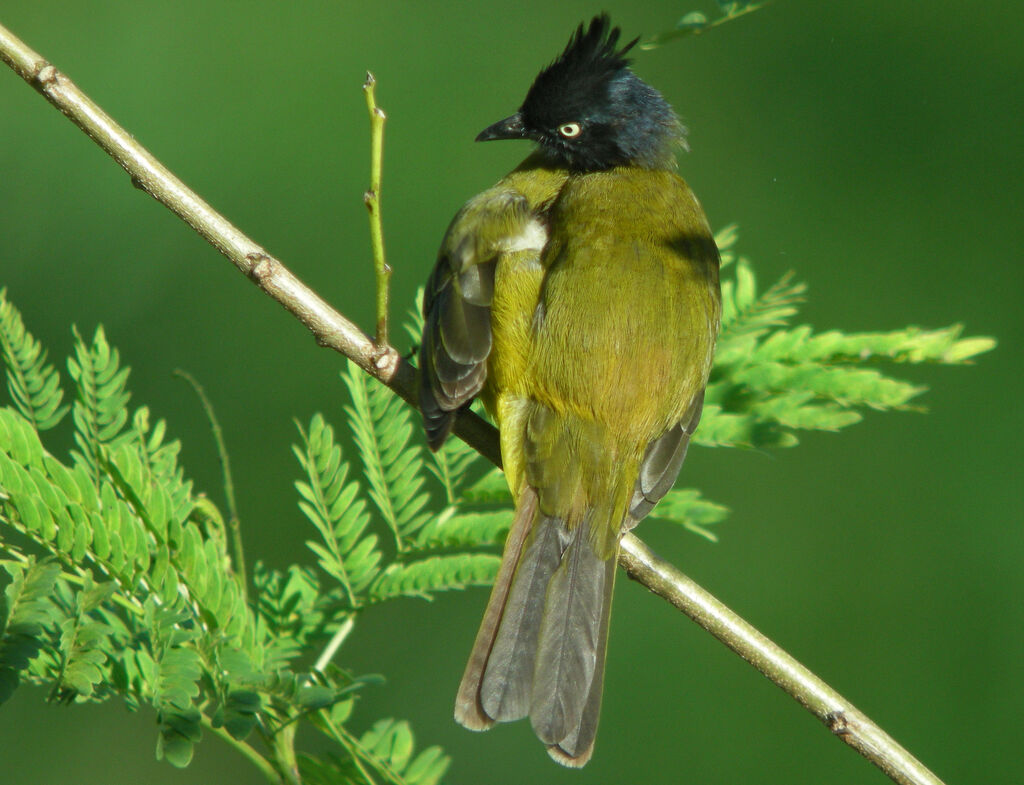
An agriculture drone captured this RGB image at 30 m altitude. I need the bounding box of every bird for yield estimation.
[418,14,721,766]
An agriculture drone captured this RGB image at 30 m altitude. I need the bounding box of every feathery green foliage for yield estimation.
[294,414,379,606]
[343,361,431,551]
[0,301,456,784]
[642,1,773,49]
[0,228,993,782]
[698,228,995,450]
[0,290,68,431]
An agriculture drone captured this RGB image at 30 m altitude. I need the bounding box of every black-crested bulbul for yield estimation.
[419,14,721,766]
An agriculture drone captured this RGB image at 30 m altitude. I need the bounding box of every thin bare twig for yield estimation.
[173,368,247,602]
[363,72,390,346]
[0,20,945,785]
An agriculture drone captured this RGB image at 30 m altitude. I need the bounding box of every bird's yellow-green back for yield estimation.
[486,161,720,556]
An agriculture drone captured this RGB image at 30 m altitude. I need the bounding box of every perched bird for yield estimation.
[418,15,721,766]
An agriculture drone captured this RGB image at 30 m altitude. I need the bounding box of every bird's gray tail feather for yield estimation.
[455,487,616,767]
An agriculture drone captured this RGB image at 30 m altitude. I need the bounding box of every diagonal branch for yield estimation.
[0,20,944,785]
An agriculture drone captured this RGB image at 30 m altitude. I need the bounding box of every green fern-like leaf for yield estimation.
[460,468,512,505]
[648,488,730,542]
[212,686,262,741]
[426,432,481,505]
[369,553,499,602]
[359,718,451,785]
[342,361,431,550]
[0,558,61,705]
[0,290,69,431]
[67,326,132,479]
[414,508,511,550]
[132,407,195,533]
[253,563,332,669]
[718,262,806,349]
[643,1,772,48]
[699,239,995,449]
[403,289,426,354]
[50,577,116,702]
[746,324,995,366]
[294,414,381,605]
[137,609,204,768]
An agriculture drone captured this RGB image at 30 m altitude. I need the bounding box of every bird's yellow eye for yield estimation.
[558,122,582,138]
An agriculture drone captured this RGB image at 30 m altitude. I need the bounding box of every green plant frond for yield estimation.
[132,407,196,529]
[0,313,463,781]
[50,577,116,703]
[253,563,334,668]
[0,405,46,471]
[648,489,730,542]
[414,508,511,550]
[359,718,451,785]
[0,290,69,431]
[642,1,773,49]
[718,262,806,349]
[145,644,204,767]
[295,754,355,785]
[699,232,996,449]
[211,686,263,741]
[0,557,61,706]
[714,222,740,267]
[67,325,133,479]
[426,434,482,504]
[369,553,500,602]
[748,324,996,366]
[294,415,380,605]
[731,362,927,410]
[342,361,431,550]
[461,467,512,504]
[404,288,426,352]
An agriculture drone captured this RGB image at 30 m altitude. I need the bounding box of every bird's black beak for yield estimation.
[476,113,529,142]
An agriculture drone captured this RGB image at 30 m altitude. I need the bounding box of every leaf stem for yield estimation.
[205,720,285,785]
[272,722,302,785]
[314,615,355,672]
[172,368,247,602]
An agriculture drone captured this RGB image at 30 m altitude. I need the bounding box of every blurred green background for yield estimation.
[1,1,1021,783]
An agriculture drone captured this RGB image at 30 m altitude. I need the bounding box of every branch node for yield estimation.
[370,345,399,377]
[34,63,57,90]
[826,710,851,736]
[247,253,274,282]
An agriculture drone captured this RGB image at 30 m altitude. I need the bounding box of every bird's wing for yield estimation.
[628,391,706,522]
[419,188,540,449]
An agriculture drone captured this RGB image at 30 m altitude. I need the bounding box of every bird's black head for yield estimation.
[476,15,685,172]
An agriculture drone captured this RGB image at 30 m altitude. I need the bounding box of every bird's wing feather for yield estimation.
[628,391,706,521]
[419,190,536,449]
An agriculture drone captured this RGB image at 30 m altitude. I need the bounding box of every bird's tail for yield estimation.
[454,485,617,767]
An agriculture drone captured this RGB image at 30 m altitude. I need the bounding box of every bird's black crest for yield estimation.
[499,14,684,171]
[522,15,638,133]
